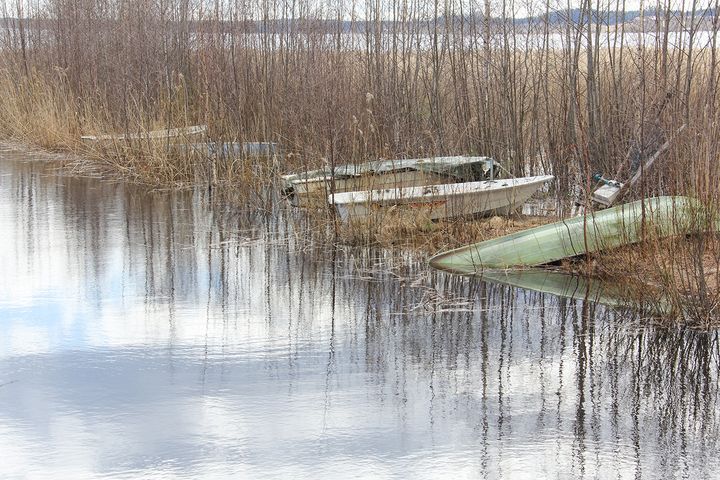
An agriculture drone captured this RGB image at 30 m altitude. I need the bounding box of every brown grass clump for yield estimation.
[0,71,81,151]
[565,234,720,326]
[336,211,555,252]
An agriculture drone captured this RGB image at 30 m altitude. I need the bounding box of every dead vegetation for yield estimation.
[336,211,555,253]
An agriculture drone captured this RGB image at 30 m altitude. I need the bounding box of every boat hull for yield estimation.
[290,170,451,207]
[282,156,497,207]
[330,175,553,222]
[429,196,698,273]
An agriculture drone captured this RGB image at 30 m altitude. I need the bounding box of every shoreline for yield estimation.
[2,139,718,327]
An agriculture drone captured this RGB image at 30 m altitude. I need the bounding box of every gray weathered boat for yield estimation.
[282,156,498,207]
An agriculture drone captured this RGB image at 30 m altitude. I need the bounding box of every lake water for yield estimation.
[1,147,719,479]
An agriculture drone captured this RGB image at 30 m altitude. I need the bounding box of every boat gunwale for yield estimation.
[328,175,554,205]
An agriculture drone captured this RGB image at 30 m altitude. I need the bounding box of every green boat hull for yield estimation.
[429,196,699,273]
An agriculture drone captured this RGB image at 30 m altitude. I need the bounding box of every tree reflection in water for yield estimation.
[0,151,717,478]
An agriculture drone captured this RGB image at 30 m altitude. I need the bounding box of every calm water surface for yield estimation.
[1,148,719,479]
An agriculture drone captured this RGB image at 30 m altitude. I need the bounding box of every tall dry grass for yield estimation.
[1,0,717,185]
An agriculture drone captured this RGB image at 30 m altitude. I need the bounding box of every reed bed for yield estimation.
[1,0,719,324]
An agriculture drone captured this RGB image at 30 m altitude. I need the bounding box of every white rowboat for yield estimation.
[329,175,554,223]
[81,125,208,142]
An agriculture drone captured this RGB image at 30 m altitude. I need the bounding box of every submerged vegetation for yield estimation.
[1,0,719,324]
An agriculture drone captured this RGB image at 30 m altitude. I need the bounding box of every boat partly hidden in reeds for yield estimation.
[329,175,554,223]
[81,125,208,143]
[282,156,498,207]
[429,196,700,274]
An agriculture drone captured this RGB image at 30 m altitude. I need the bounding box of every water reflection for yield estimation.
[0,148,718,478]
[476,269,670,316]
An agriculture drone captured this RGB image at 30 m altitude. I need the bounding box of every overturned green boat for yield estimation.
[429,196,700,273]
